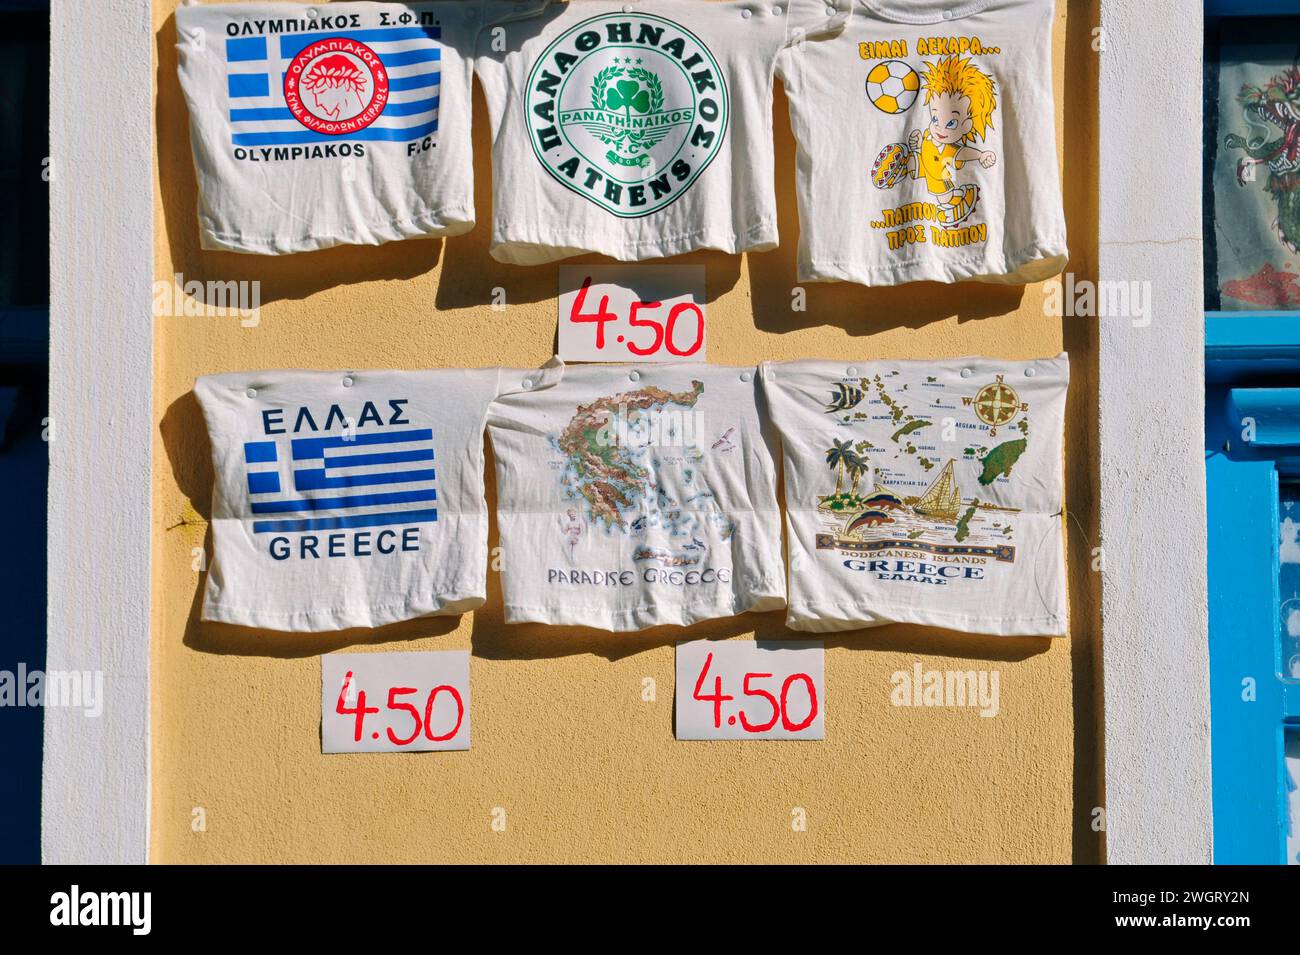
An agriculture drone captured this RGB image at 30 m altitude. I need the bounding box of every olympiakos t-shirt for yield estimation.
[487,363,786,630]
[474,0,850,264]
[194,363,561,631]
[760,355,1068,636]
[175,2,550,254]
[776,0,1068,285]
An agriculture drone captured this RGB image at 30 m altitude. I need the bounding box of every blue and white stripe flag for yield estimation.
[243,429,439,534]
[223,24,443,147]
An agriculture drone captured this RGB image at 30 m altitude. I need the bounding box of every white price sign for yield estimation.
[558,264,706,363]
[675,640,825,741]
[321,651,470,754]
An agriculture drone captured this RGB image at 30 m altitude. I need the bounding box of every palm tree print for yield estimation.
[825,439,857,496]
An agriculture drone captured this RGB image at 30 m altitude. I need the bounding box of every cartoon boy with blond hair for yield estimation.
[906,55,997,227]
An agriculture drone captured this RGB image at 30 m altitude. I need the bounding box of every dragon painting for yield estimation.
[1224,52,1300,253]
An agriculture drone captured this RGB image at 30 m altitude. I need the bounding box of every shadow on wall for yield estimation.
[1058,0,1103,866]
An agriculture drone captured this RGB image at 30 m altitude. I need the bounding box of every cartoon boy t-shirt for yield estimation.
[776,0,1067,286]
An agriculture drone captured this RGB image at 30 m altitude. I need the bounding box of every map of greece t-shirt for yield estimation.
[776,0,1068,285]
[760,356,1068,636]
[175,1,550,254]
[194,363,560,631]
[487,363,785,630]
[474,0,850,264]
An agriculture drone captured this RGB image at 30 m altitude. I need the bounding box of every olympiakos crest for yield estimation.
[284,37,390,135]
[525,12,729,218]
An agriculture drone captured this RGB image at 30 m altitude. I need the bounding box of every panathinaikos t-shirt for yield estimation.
[487,363,786,630]
[474,0,850,264]
[175,1,552,254]
[776,0,1068,285]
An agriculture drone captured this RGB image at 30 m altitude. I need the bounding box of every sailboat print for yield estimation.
[912,459,963,522]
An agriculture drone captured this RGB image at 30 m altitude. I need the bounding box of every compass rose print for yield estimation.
[973,379,1023,437]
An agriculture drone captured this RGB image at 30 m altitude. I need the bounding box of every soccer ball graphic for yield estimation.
[865,60,919,114]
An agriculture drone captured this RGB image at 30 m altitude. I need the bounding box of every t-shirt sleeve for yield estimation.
[783,0,852,47]
[775,0,849,87]
[494,357,565,400]
[480,0,559,32]
[756,360,804,436]
[192,374,243,503]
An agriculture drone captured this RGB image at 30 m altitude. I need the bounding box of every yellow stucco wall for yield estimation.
[150,0,1101,863]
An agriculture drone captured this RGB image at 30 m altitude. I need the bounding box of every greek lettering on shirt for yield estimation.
[257,397,433,562]
[843,557,986,586]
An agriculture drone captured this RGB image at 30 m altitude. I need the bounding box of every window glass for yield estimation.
[1206,18,1300,311]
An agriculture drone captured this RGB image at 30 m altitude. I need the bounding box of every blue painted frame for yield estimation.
[1201,0,1300,865]
[1205,311,1300,863]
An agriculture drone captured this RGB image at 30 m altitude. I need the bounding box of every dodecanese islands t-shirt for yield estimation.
[194,363,560,631]
[474,0,850,264]
[760,355,1069,636]
[175,1,552,254]
[776,0,1068,285]
[487,363,786,630]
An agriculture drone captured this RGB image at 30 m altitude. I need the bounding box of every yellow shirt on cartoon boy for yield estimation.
[917,138,963,194]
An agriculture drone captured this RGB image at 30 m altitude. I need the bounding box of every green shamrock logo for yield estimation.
[606,78,651,124]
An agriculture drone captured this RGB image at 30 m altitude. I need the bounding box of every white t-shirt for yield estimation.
[474,0,850,264]
[760,356,1068,636]
[175,2,548,254]
[194,363,559,631]
[776,0,1067,285]
[487,363,786,630]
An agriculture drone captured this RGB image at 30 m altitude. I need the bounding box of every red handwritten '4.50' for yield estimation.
[691,651,818,733]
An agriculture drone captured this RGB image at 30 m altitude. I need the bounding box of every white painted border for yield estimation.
[43,0,154,863]
[1098,0,1213,863]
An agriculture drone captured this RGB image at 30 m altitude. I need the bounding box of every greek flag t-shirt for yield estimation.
[194,363,562,631]
[759,356,1069,636]
[474,0,850,265]
[175,2,548,254]
[776,0,1067,285]
[487,363,786,630]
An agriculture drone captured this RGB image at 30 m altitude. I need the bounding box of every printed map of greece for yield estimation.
[558,381,704,528]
